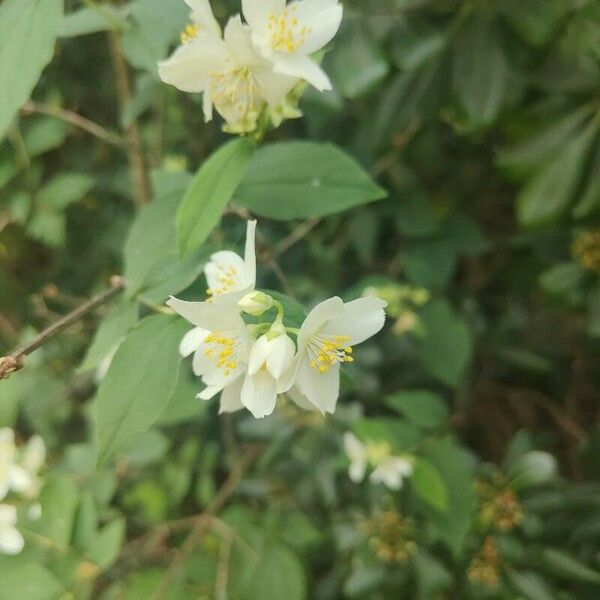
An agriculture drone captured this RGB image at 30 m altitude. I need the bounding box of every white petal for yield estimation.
[272,53,332,91]
[219,376,245,413]
[242,0,285,31]
[298,296,344,348]
[203,87,214,122]
[197,383,225,400]
[0,428,15,452]
[349,459,367,483]
[23,435,46,473]
[0,504,17,525]
[323,297,387,346]
[224,16,262,66]
[185,0,221,37]
[370,462,402,490]
[343,432,365,462]
[247,335,272,376]
[158,37,227,93]
[295,358,340,414]
[167,297,242,330]
[204,250,247,292]
[286,385,319,411]
[391,457,413,478]
[179,327,209,357]
[293,3,343,55]
[8,466,32,495]
[243,220,257,289]
[267,334,296,380]
[0,525,24,555]
[241,372,277,418]
[254,66,298,107]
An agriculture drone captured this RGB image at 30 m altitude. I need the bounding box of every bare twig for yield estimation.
[215,528,233,600]
[107,30,152,206]
[273,218,320,257]
[0,276,126,380]
[21,101,125,148]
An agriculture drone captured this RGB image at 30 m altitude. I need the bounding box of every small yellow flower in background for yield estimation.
[572,229,600,273]
[467,536,501,587]
[361,509,416,564]
[477,478,523,532]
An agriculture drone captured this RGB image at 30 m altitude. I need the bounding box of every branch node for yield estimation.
[0,356,24,380]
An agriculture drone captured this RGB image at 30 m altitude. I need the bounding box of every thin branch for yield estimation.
[107,30,152,206]
[215,528,233,600]
[21,101,125,148]
[273,218,320,257]
[0,276,126,380]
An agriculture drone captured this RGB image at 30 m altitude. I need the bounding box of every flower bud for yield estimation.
[238,291,274,316]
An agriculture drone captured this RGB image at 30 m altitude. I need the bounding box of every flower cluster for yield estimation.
[343,432,413,490]
[467,536,501,588]
[0,428,45,555]
[360,509,416,564]
[476,478,523,533]
[158,0,343,133]
[572,228,600,273]
[168,220,387,418]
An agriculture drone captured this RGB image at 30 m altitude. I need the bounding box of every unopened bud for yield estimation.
[239,291,274,316]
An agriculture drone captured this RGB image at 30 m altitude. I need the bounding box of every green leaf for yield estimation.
[452,13,508,127]
[177,138,254,256]
[498,0,568,46]
[38,172,95,209]
[353,417,422,452]
[121,0,188,74]
[0,0,63,140]
[505,569,555,600]
[418,300,473,387]
[24,117,68,157]
[73,491,98,552]
[422,437,476,558]
[540,548,600,585]
[329,22,389,99]
[517,122,598,226]
[0,560,65,600]
[235,142,387,220]
[498,105,595,175]
[95,315,189,465]
[60,5,127,38]
[538,262,585,302]
[78,299,139,373]
[34,475,79,547]
[239,541,306,600]
[573,141,600,218]
[386,390,449,428]
[158,365,205,425]
[88,519,125,569]
[412,458,449,511]
[404,239,457,289]
[391,19,447,72]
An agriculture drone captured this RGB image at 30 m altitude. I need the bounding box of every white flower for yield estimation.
[177,219,256,368]
[159,7,298,133]
[283,296,387,414]
[242,0,343,91]
[204,220,257,305]
[10,435,45,500]
[343,432,413,491]
[343,432,367,483]
[0,504,24,555]
[244,329,296,417]
[0,428,16,501]
[370,456,413,491]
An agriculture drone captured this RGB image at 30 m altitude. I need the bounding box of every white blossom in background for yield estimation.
[282,296,387,414]
[242,0,343,91]
[0,504,24,555]
[343,433,413,491]
[159,6,298,133]
[0,428,46,555]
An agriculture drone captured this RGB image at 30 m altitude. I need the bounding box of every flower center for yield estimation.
[308,334,353,373]
[267,8,312,53]
[209,64,261,129]
[206,264,240,300]
[203,332,239,376]
[180,23,201,44]
[366,441,392,466]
